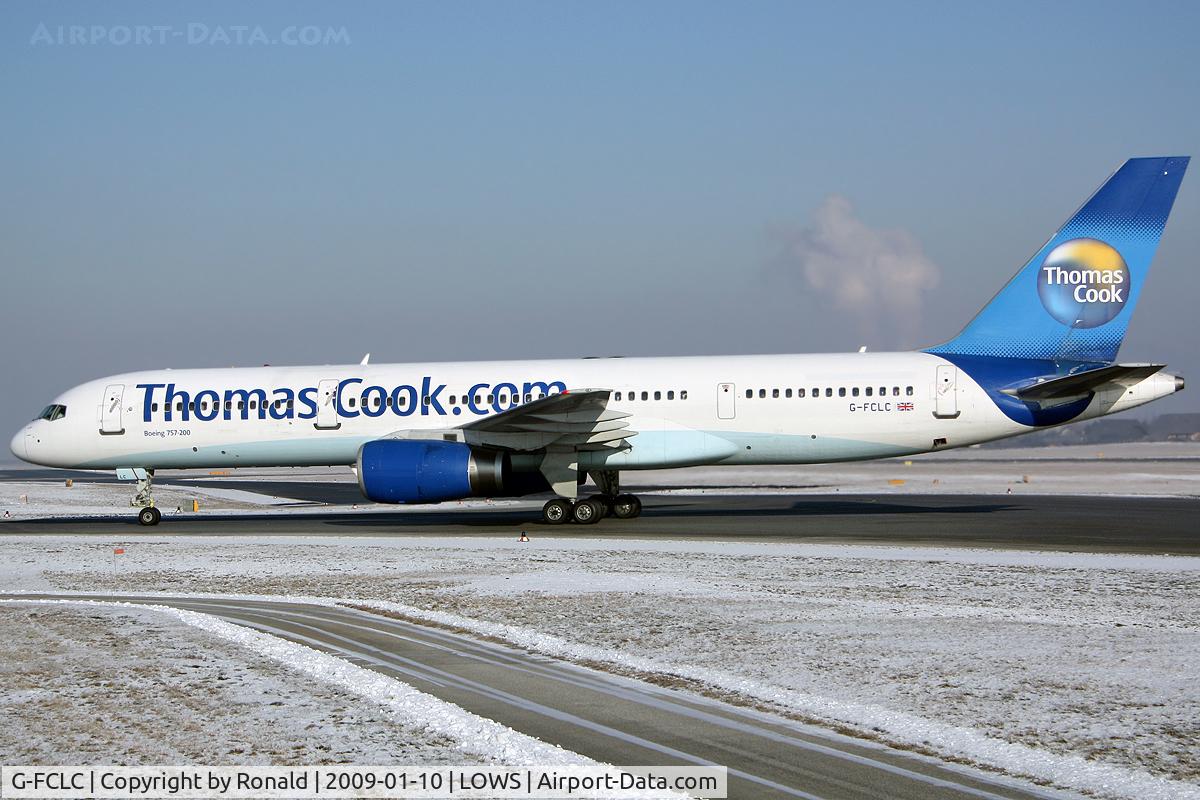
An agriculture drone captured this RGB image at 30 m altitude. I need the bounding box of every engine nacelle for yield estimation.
[357,439,511,504]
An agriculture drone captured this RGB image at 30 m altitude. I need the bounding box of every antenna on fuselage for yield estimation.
[360,353,371,365]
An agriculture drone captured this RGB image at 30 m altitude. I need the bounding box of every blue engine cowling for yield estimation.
[357,439,509,504]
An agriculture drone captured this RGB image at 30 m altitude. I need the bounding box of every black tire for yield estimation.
[588,494,615,517]
[612,494,642,519]
[572,498,603,525]
[542,499,571,525]
[138,506,160,526]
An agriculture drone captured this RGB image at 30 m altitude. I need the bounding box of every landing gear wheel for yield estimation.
[572,498,604,525]
[137,506,161,526]
[611,494,642,519]
[542,499,572,525]
[587,494,614,517]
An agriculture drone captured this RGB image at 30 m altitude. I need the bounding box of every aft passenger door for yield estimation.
[315,379,341,430]
[100,384,125,435]
[934,365,959,418]
[717,383,736,419]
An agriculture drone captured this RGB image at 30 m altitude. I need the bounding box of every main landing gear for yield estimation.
[540,495,643,525]
[540,468,642,525]
[131,469,161,526]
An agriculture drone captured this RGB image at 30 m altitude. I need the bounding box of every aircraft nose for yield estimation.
[10,427,29,462]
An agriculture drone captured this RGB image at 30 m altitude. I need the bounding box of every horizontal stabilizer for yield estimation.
[1002,363,1165,401]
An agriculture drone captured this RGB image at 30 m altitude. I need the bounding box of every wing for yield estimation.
[374,389,633,498]
[459,389,634,452]
[463,389,633,498]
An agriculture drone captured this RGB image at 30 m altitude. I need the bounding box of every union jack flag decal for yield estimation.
[898,402,914,411]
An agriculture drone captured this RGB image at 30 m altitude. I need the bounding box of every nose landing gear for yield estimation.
[129,469,161,526]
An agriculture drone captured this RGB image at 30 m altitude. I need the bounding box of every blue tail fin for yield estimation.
[928,157,1188,363]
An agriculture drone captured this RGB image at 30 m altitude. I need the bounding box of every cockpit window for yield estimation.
[36,404,67,421]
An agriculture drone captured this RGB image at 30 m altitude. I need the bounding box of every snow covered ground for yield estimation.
[0,602,487,765]
[2,534,1198,798]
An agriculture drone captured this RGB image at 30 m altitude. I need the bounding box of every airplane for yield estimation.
[9,156,1189,526]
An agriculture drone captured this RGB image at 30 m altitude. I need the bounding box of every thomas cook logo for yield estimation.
[1036,238,1129,328]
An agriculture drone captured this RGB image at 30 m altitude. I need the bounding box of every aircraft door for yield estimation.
[315,379,341,430]
[934,365,959,418]
[717,383,736,419]
[100,384,125,435]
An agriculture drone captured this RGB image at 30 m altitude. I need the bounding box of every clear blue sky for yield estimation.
[2,0,1197,448]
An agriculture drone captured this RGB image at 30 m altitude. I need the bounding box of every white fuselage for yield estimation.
[10,351,1179,473]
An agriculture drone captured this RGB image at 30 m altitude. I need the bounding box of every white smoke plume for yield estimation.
[773,194,940,347]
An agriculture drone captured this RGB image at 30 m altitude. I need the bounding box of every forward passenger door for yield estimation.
[100,384,125,435]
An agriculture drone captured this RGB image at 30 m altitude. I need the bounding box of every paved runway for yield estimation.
[3,593,1060,800]
[3,490,1198,553]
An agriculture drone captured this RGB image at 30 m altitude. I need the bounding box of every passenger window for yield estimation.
[654,391,661,400]
[825,388,832,397]
[177,403,185,412]
[785,389,792,398]
[487,394,494,403]
[667,391,675,400]
[680,390,688,400]
[852,387,859,397]
[614,391,622,401]
[641,391,648,400]
[879,387,886,396]
[423,396,430,406]
[865,387,873,397]
[348,397,356,408]
[798,388,805,398]
[499,394,507,404]
[838,387,846,397]
[772,389,779,398]
[745,389,752,399]
[758,389,765,398]
[893,387,900,396]
[906,386,914,396]
[152,403,159,412]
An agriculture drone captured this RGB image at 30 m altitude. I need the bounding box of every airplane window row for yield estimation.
[152,400,293,413]
[147,387,701,416]
[151,392,558,414]
[348,392,550,409]
[613,390,688,402]
[745,385,914,399]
